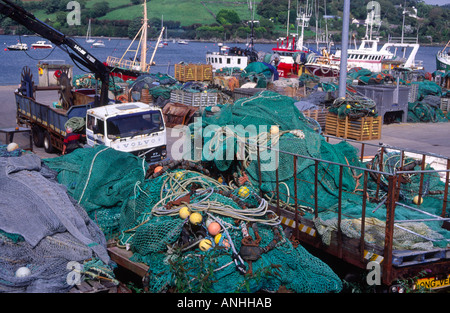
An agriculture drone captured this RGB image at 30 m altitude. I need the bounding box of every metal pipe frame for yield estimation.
[243,137,449,286]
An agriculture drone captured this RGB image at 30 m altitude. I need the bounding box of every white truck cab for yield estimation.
[86,102,167,163]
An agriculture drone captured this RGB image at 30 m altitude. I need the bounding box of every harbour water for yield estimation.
[0,34,445,86]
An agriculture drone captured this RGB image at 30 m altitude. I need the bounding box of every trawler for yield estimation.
[104,0,163,81]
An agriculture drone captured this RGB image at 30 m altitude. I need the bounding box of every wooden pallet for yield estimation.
[69,279,130,293]
[324,113,382,141]
[302,108,328,130]
[392,249,448,267]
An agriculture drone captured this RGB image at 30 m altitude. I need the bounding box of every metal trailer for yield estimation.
[15,91,90,153]
[249,135,450,292]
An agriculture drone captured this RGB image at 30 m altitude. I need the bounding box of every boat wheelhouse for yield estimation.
[206,44,252,72]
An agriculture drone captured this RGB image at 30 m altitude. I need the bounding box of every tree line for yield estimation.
[1,0,448,44]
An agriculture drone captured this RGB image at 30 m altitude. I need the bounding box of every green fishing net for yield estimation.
[117,170,343,293]
[186,90,450,251]
[44,146,146,239]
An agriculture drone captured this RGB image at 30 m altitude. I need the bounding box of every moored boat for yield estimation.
[104,1,163,81]
[7,42,28,51]
[31,40,52,49]
[92,40,105,48]
[436,41,450,72]
[206,44,257,72]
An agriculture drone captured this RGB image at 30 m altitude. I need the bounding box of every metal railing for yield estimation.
[249,135,450,285]
[106,56,146,72]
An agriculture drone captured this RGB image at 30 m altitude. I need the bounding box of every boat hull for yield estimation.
[436,54,450,72]
[105,63,141,81]
[31,45,52,49]
[305,63,340,78]
[7,47,27,51]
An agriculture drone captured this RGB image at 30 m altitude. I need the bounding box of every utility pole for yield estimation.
[338,0,350,98]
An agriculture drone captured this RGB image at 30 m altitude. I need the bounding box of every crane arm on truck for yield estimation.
[0,0,110,107]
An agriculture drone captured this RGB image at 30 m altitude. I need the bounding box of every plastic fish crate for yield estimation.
[440,98,450,113]
[324,113,382,141]
[170,89,218,109]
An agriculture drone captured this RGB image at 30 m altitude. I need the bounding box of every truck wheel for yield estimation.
[32,126,44,147]
[43,131,54,153]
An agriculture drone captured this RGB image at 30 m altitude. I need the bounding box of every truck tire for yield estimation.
[32,126,44,147]
[43,131,54,153]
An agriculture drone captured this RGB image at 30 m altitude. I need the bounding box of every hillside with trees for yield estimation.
[0,0,448,44]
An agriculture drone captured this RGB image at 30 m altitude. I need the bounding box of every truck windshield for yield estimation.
[106,111,164,139]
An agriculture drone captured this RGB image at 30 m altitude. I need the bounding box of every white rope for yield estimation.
[78,146,109,205]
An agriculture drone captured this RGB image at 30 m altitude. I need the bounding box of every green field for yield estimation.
[99,0,262,26]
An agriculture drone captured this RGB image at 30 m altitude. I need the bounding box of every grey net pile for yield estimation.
[0,153,114,293]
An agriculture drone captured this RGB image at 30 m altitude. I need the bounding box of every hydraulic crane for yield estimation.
[0,0,110,106]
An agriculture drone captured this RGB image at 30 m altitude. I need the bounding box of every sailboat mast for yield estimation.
[141,0,148,71]
[86,19,90,41]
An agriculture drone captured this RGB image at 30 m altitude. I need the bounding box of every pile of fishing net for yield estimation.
[0,144,23,157]
[346,67,395,85]
[118,166,343,293]
[325,87,378,118]
[407,81,448,123]
[43,145,343,293]
[215,67,242,75]
[43,146,147,239]
[317,83,377,118]
[127,73,179,107]
[0,152,116,292]
[241,62,279,88]
[73,73,124,93]
[186,90,450,251]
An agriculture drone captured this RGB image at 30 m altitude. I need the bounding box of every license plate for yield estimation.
[415,275,450,290]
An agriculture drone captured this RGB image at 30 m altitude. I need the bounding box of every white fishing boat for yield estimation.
[206,43,256,72]
[92,40,105,48]
[206,1,258,73]
[177,40,188,45]
[86,19,95,43]
[7,42,28,51]
[31,40,52,49]
[330,6,422,73]
[436,41,450,72]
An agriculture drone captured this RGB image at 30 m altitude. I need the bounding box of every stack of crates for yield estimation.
[174,64,213,82]
[440,97,450,114]
[170,89,218,112]
[325,113,382,141]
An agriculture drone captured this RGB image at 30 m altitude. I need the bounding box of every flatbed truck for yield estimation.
[15,90,167,163]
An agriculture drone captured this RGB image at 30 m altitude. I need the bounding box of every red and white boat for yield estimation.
[272,34,310,78]
[31,40,53,49]
[305,50,340,78]
[270,3,313,78]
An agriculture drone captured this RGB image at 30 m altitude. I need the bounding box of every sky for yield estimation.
[422,0,449,5]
